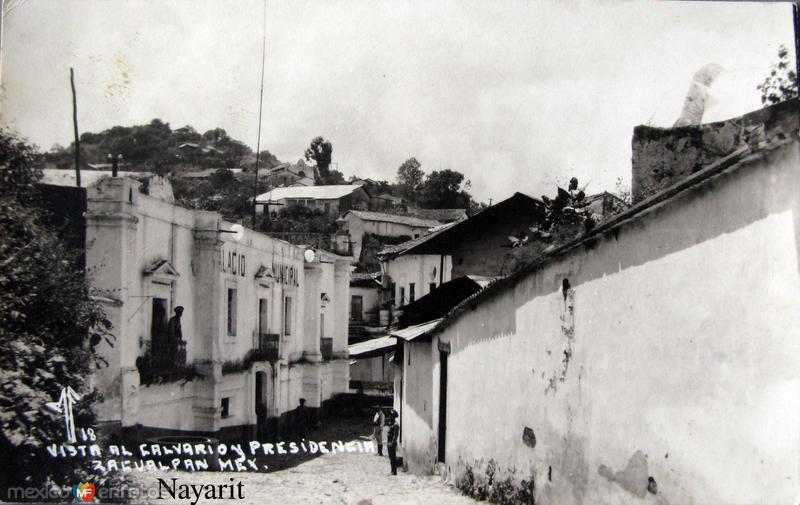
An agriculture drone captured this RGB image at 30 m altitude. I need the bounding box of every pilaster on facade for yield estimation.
[333,261,351,356]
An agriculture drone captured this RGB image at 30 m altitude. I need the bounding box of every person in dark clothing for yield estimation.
[295,398,310,439]
[165,306,184,364]
[168,306,184,342]
[386,409,400,475]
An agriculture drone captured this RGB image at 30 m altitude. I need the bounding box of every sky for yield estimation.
[0,0,795,203]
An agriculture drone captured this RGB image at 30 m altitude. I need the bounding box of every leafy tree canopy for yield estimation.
[396,157,424,198]
[418,169,475,209]
[758,44,798,105]
[304,136,333,182]
[46,119,265,173]
[0,129,113,494]
[258,204,337,234]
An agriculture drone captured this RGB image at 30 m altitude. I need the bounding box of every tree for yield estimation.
[758,44,798,105]
[322,169,346,185]
[202,128,229,143]
[396,157,424,198]
[304,137,333,182]
[258,204,337,234]
[209,167,236,187]
[0,129,113,495]
[418,169,474,209]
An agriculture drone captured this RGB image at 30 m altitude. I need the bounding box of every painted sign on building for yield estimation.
[221,248,246,277]
[272,261,299,287]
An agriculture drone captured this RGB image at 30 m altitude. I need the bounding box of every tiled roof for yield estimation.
[351,272,381,281]
[350,271,381,287]
[378,192,544,259]
[180,168,243,178]
[408,208,467,222]
[377,221,456,257]
[343,210,441,228]
[255,185,363,202]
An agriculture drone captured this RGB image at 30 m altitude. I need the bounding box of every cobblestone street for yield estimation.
[129,415,476,505]
[133,443,476,505]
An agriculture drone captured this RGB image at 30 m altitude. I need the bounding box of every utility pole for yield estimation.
[794,2,799,89]
[70,68,81,187]
[251,0,268,227]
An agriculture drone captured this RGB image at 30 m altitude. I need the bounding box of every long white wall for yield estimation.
[401,142,800,504]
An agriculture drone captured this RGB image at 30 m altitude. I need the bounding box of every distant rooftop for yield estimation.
[350,271,382,287]
[341,210,441,228]
[379,192,544,259]
[408,208,467,223]
[255,184,364,202]
[179,168,243,178]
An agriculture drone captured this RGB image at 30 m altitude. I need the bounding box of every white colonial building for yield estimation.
[86,177,351,440]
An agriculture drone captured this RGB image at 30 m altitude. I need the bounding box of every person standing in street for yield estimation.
[372,406,386,456]
[294,398,310,440]
[386,409,400,475]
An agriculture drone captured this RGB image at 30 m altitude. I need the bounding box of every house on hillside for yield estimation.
[262,160,317,187]
[394,99,800,505]
[372,193,404,210]
[338,210,442,260]
[178,168,244,179]
[255,184,370,217]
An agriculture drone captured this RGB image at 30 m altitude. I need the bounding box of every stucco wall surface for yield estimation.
[403,142,800,505]
[387,254,453,306]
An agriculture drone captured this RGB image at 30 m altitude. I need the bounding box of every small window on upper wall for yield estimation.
[284,296,293,336]
[227,288,237,336]
[221,397,230,418]
[409,283,416,303]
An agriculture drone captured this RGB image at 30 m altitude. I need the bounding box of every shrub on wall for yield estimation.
[454,458,536,505]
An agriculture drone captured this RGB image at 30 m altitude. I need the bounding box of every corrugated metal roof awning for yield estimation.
[388,318,442,341]
[348,335,396,358]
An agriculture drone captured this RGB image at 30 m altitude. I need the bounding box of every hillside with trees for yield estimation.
[45,121,485,231]
[44,119,281,174]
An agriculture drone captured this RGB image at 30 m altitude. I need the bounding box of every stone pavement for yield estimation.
[132,443,478,505]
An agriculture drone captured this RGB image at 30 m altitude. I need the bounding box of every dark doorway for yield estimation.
[437,350,448,463]
[151,298,168,344]
[255,371,268,440]
[350,295,363,321]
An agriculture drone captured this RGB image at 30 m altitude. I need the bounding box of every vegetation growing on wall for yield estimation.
[758,44,798,106]
[0,129,116,496]
[455,459,536,505]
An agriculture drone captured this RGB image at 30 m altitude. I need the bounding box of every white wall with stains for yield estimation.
[400,138,800,504]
